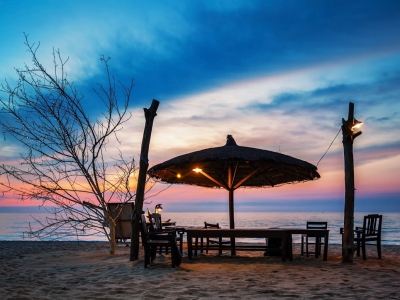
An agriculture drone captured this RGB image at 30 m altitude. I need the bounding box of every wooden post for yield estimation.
[341,102,362,263]
[109,217,116,255]
[130,99,160,261]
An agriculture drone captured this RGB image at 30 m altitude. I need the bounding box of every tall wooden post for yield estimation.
[130,99,159,261]
[341,102,362,263]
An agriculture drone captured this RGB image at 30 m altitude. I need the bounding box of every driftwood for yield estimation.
[130,99,160,261]
[341,102,362,263]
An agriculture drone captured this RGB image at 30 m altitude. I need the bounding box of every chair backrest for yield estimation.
[204,222,220,229]
[150,213,162,232]
[140,214,149,246]
[363,214,382,236]
[306,221,328,230]
[107,202,134,239]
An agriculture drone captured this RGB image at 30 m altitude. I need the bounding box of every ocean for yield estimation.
[1,212,399,245]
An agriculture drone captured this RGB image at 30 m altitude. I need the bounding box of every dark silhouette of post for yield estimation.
[341,102,362,263]
[130,99,160,261]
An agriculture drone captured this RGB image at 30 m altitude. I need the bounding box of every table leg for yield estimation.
[179,232,183,254]
[188,234,193,259]
[315,236,320,258]
[231,237,236,256]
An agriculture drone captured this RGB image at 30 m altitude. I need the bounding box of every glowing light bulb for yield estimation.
[352,122,363,129]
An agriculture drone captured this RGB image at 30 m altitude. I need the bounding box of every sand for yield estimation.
[0,241,399,299]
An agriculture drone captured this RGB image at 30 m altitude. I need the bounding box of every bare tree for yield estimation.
[0,34,137,254]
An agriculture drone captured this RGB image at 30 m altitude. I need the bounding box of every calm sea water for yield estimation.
[1,212,399,245]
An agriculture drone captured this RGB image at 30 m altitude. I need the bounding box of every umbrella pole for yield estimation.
[229,188,236,255]
[228,165,236,256]
[229,189,235,229]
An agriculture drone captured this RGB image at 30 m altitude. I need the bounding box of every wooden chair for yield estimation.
[301,221,328,257]
[107,202,134,245]
[140,214,181,268]
[354,214,382,260]
[149,213,162,231]
[195,222,230,256]
[149,213,183,255]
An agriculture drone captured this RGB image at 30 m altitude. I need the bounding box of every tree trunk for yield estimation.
[109,217,116,255]
[341,102,362,263]
[342,140,355,262]
[130,99,160,261]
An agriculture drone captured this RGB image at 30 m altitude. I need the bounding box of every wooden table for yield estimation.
[186,228,288,261]
[285,228,330,261]
[146,221,176,227]
[186,228,330,262]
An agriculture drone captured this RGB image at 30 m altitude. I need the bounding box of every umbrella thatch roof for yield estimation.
[148,135,320,189]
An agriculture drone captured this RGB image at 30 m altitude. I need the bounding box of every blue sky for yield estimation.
[0,0,399,212]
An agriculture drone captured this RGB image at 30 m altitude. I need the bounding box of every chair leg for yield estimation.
[179,233,183,254]
[144,246,151,268]
[151,247,157,262]
[301,236,304,255]
[306,237,309,257]
[206,238,209,254]
[194,237,198,256]
[362,241,367,260]
[315,237,320,258]
[171,243,175,268]
[319,238,324,256]
[356,240,361,257]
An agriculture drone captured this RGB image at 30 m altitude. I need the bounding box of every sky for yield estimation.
[0,0,399,213]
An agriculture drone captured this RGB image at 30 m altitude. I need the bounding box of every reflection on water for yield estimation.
[1,212,399,245]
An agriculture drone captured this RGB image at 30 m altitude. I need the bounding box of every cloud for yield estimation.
[1,1,400,210]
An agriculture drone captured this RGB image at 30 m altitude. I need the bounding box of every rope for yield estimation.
[316,127,342,167]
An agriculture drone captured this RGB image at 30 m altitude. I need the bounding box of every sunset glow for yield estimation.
[0,1,399,212]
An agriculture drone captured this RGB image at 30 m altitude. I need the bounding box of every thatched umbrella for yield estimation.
[148,135,320,229]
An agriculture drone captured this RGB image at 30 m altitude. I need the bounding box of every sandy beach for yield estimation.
[1,241,399,299]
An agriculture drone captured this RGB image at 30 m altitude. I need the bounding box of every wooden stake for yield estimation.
[341,102,362,263]
[130,99,160,261]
